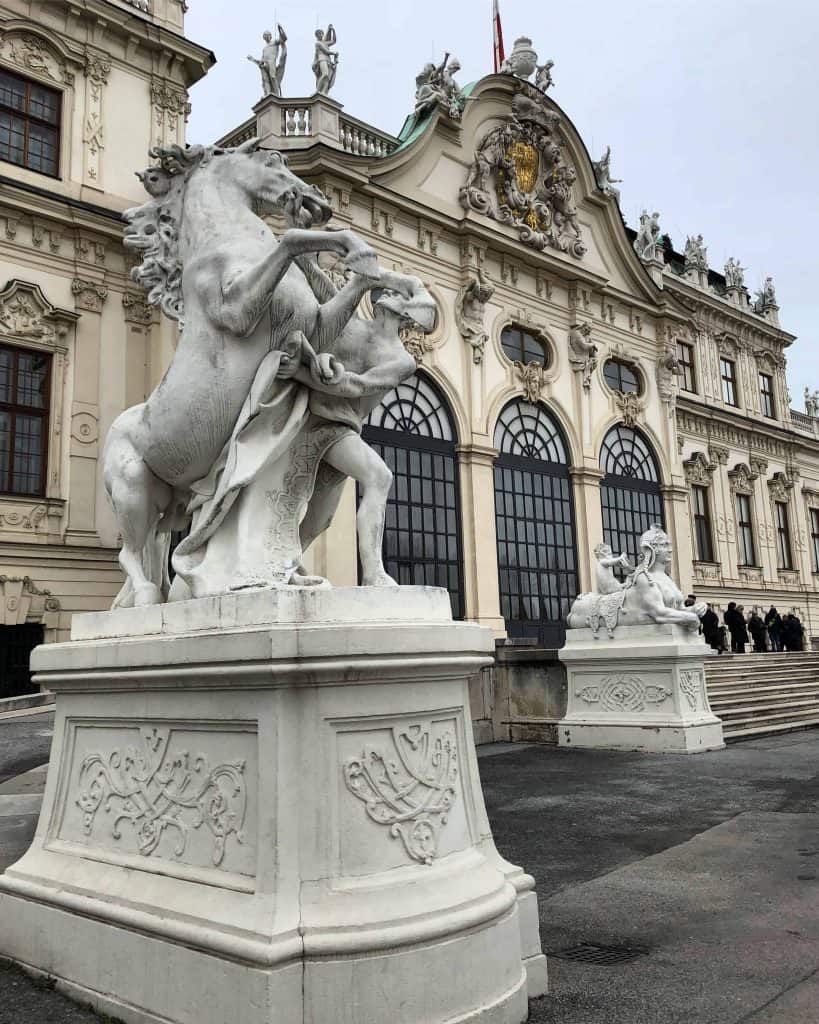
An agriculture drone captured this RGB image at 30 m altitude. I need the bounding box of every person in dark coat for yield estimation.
[724,602,748,654]
[782,613,804,652]
[765,606,783,651]
[701,604,724,653]
[747,611,767,653]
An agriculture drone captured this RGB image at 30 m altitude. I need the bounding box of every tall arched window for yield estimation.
[363,373,464,617]
[599,424,664,569]
[493,399,578,646]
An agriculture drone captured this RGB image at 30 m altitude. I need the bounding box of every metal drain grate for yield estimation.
[549,943,648,965]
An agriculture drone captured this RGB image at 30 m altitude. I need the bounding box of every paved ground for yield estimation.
[1,715,818,1022]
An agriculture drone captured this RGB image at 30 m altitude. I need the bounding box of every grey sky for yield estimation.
[186,0,818,408]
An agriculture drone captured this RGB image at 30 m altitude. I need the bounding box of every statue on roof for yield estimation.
[633,209,663,263]
[753,276,778,313]
[414,54,465,120]
[592,145,622,202]
[312,23,339,95]
[684,234,708,273]
[724,257,745,291]
[534,60,554,91]
[248,25,288,98]
[501,36,538,78]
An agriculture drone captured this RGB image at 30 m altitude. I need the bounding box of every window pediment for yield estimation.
[0,279,76,350]
[0,26,80,86]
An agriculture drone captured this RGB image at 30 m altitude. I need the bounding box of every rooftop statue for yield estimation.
[567,525,705,638]
[247,25,287,98]
[684,234,708,273]
[414,54,465,120]
[633,209,663,262]
[312,23,339,95]
[534,60,554,92]
[804,387,818,418]
[501,36,538,78]
[105,139,435,607]
[592,145,622,202]
[724,256,745,291]
[754,276,777,313]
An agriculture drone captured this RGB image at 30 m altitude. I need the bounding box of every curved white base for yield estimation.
[0,588,545,1023]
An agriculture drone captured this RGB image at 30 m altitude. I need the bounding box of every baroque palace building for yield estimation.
[0,0,212,691]
[1,5,818,721]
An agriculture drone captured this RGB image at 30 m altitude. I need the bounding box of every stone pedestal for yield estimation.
[557,624,724,753]
[0,587,546,1024]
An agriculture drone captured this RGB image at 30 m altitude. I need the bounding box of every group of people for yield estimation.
[697,600,805,654]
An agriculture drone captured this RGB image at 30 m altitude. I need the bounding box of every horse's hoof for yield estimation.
[133,583,163,606]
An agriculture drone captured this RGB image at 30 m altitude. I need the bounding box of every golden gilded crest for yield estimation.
[507,141,539,194]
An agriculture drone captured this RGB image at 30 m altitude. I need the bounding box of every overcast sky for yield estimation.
[186,0,818,409]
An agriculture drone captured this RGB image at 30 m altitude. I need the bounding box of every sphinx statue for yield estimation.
[104,139,435,607]
[568,525,706,638]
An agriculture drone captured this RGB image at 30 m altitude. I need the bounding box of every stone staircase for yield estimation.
[705,652,819,741]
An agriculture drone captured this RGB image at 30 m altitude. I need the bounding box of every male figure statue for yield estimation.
[313,24,339,95]
[248,25,287,98]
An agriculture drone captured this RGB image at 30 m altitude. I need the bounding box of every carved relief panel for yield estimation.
[338,716,471,873]
[51,720,258,884]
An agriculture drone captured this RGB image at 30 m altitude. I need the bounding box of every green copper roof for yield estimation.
[392,80,478,153]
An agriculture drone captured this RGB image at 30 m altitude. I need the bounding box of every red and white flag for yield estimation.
[492,0,505,73]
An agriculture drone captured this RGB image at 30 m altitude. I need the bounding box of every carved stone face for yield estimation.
[374,278,437,332]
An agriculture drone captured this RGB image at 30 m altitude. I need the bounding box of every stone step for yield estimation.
[708,680,819,696]
[714,698,819,721]
[723,717,819,742]
[710,685,819,704]
[720,705,819,730]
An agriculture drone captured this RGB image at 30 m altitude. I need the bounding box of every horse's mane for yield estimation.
[123,141,255,324]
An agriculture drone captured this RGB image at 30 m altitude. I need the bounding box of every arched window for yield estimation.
[493,399,578,646]
[599,424,664,570]
[363,373,464,617]
[500,325,550,367]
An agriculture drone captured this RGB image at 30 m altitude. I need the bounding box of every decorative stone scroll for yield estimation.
[0,575,60,625]
[728,462,758,495]
[683,451,715,487]
[576,675,671,712]
[73,725,248,869]
[343,722,458,865]
[0,28,76,85]
[0,279,75,347]
[460,93,585,259]
[679,669,704,710]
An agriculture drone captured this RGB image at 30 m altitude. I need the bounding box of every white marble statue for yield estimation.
[312,23,338,95]
[414,54,464,119]
[724,257,745,290]
[684,234,708,272]
[455,270,494,363]
[568,322,597,388]
[568,525,706,637]
[592,145,622,201]
[104,139,435,607]
[805,388,819,418]
[534,60,554,91]
[633,209,663,262]
[247,25,287,98]
[593,543,632,594]
[754,276,777,313]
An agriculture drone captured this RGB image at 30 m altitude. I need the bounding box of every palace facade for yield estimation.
[1,3,818,717]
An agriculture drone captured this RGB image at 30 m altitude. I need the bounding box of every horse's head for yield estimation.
[221,139,332,226]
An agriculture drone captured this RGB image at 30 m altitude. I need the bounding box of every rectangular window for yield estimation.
[0,69,60,177]
[0,342,50,496]
[735,492,756,567]
[676,342,696,393]
[691,485,714,562]
[759,373,775,418]
[775,501,793,570]
[811,508,819,573]
[720,358,738,406]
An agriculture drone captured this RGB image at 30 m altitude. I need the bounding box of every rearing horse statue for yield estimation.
[103,139,432,607]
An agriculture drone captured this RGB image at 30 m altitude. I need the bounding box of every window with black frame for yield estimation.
[759,372,775,418]
[0,68,60,177]
[735,492,757,567]
[362,373,464,618]
[603,359,641,395]
[811,508,819,573]
[0,341,50,496]
[775,501,793,570]
[720,358,738,406]
[599,424,664,571]
[493,399,578,647]
[500,325,550,367]
[691,485,714,562]
[676,342,696,393]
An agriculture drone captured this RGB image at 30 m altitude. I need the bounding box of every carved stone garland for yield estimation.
[460,93,585,259]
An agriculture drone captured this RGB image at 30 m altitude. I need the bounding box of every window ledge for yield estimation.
[0,494,65,534]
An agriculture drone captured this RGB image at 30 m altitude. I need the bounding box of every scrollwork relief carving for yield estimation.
[514,360,547,403]
[75,726,247,869]
[683,451,715,486]
[71,278,108,313]
[613,391,644,428]
[679,670,703,710]
[575,675,671,712]
[343,722,458,866]
[0,29,75,85]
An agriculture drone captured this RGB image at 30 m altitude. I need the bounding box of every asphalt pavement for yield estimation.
[1,713,818,1023]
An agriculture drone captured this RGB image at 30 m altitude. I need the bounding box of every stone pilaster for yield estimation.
[456,443,505,633]
[570,465,604,593]
[82,50,110,189]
